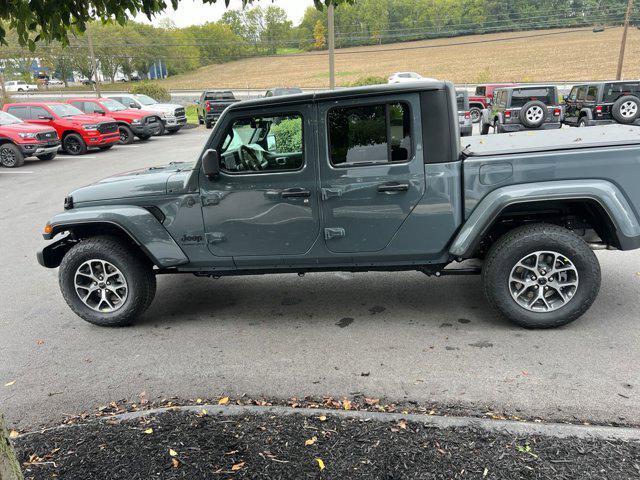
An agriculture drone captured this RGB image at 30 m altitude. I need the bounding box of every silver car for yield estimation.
[457,90,473,137]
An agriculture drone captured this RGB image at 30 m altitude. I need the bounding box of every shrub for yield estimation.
[271,118,302,153]
[129,81,171,102]
[1,92,13,108]
[348,75,387,87]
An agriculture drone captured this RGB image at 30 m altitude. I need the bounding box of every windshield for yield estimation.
[510,87,556,108]
[100,98,127,111]
[0,111,22,125]
[47,104,83,117]
[134,94,157,106]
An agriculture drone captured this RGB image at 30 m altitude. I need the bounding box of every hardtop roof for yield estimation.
[227,81,449,112]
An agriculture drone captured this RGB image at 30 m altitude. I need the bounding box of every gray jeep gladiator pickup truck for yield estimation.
[38,81,640,329]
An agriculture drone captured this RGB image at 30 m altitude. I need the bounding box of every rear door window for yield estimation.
[30,106,50,119]
[603,83,640,102]
[586,86,598,102]
[328,102,412,166]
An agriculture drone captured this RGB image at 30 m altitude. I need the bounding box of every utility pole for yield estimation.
[87,28,101,97]
[616,0,634,80]
[328,3,336,90]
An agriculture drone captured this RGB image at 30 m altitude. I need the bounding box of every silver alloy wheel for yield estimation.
[620,101,638,118]
[74,259,128,313]
[509,251,579,313]
[525,106,545,123]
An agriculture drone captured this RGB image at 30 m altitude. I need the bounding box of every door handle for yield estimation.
[377,182,409,193]
[281,188,311,199]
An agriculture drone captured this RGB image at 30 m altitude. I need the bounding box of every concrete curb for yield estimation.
[103,404,640,442]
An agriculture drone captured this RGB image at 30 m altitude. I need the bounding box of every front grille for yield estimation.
[36,130,58,141]
[97,122,118,134]
[175,107,185,117]
[146,116,158,124]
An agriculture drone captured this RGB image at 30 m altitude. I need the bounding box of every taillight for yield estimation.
[595,105,603,115]
[205,101,211,112]
[504,110,512,119]
[465,111,471,119]
[553,108,561,117]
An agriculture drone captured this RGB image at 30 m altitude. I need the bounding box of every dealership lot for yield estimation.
[1,126,639,429]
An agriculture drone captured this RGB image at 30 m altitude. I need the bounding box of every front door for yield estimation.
[317,94,425,253]
[199,104,320,260]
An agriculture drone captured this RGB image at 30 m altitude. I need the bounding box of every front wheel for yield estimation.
[0,143,25,167]
[63,133,87,155]
[155,121,166,136]
[482,224,601,329]
[118,124,135,144]
[59,236,157,327]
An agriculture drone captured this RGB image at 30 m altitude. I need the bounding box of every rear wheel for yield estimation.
[36,152,56,161]
[482,224,600,329]
[118,124,135,144]
[578,117,588,127]
[0,143,25,168]
[470,107,482,123]
[63,133,87,155]
[59,236,156,327]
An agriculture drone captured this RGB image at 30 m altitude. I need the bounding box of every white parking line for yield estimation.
[0,170,34,174]
[56,156,97,159]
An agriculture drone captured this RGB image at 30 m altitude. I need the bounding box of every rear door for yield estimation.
[317,93,425,253]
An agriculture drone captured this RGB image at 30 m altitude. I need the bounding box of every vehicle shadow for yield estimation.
[138,271,512,330]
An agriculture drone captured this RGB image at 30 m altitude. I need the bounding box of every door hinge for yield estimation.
[324,227,346,240]
[321,187,344,200]
[206,232,226,244]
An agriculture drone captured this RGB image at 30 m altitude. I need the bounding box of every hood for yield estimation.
[141,103,183,114]
[0,122,55,134]
[70,162,196,204]
[108,109,155,121]
[64,114,118,125]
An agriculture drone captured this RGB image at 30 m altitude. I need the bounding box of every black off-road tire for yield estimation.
[519,100,547,128]
[36,152,56,161]
[482,224,601,329]
[0,143,26,167]
[612,95,640,124]
[118,124,135,144]
[59,236,157,327]
[63,133,87,155]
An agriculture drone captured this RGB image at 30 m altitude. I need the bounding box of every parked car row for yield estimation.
[0,95,187,167]
[476,80,640,135]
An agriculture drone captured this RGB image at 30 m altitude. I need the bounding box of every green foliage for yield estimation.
[129,81,171,102]
[185,104,198,124]
[271,118,302,153]
[348,75,387,86]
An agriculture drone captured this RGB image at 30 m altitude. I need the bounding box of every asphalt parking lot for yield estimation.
[1,126,639,429]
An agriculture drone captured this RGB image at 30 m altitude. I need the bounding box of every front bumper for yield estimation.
[500,122,562,133]
[85,132,120,147]
[19,141,61,157]
[130,123,159,137]
[204,113,221,123]
[162,115,187,128]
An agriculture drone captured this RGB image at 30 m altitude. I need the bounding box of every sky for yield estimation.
[135,0,315,28]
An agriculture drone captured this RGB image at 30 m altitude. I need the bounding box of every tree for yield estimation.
[262,6,293,53]
[313,20,327,49]
[0,0,355,48]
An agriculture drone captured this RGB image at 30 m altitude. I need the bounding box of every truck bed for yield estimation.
[463,124,640,157]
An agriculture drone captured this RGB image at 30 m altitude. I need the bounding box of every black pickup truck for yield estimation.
[196,91,240,129]
[38,82,640,330]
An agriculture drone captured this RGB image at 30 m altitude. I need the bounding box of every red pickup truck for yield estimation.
[67,98,161,144]
[0,110,60,168]
[3,102,119,155]
[469,83,517,123]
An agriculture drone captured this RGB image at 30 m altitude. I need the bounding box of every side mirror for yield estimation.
[202,149,220,179]
[95,109,106,115]
[37,115,53,120]
[130,102,140,109]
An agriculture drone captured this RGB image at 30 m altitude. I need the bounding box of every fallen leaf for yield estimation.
[318,415,327,421]
[139,391,148,406]
[483,467,489,477]
[231,462,245,471]
[144,428,153,434]
[315,458,325,471]
[169,449,178,457]
[196,398,203,404]
[397,420,407,430]
[363,397,379,406]
[35,340,45,346]
[171,458,180,468]
[4,380,15,387]
[305,436,317,446]
[342,399,351,410]
[9,430,19,439]
[218,397,230,405]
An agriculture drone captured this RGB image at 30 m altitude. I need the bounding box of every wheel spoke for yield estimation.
[74,258,128,313]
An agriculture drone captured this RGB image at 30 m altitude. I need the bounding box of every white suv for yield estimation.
[5,80,38,92]
[388,72,438,84]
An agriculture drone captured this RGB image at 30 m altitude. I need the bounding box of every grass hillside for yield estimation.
[159,26,640,89]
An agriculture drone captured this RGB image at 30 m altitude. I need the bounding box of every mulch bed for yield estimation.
[15,410,640,479]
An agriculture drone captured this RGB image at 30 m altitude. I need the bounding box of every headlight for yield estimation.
[131,119,141,125]
[161,112,174,118]
[82,124,98,131]
[18,132,37,139]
